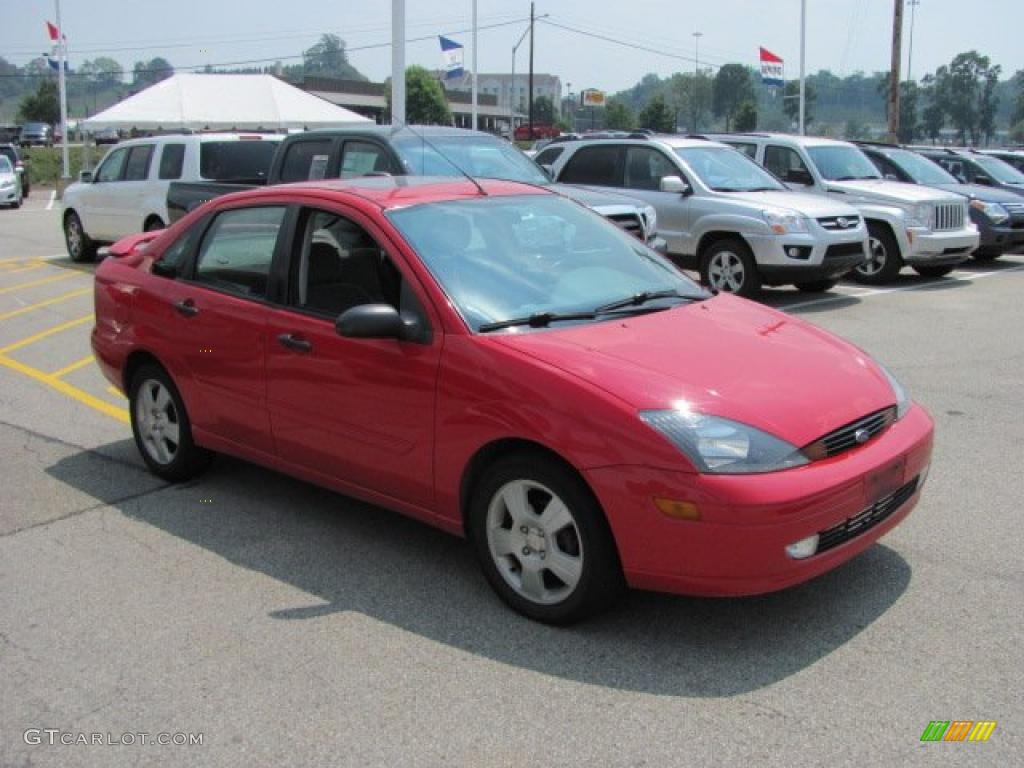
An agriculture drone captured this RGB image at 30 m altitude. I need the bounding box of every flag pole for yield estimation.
[55,0,69,179]
[391,0,406,126]
[798,0,806,135]
[471,0,478,130]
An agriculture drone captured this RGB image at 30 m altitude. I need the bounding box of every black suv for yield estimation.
[0,143,29,197]
[980,150,1024,175]
[859,143,1024,260]
[915,148,1024,198]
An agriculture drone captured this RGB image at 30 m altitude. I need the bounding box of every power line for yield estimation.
[538,18,720,70]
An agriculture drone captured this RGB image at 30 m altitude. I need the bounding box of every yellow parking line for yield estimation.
[0,287,92,322]
[0,314,93,355]
[0,352,128,424]
[107,385,126,399]
[0,271,80,295]
[3,262,45,275]
[49,354,95,379]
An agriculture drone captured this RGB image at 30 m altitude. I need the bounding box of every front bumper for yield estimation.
[747,229,868,284]
[585,404,933,597]
[902,225,979,266]
[0,185,19,203]
[975,216,1024,255]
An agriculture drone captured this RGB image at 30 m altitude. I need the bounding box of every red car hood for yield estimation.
[490,294,897,447]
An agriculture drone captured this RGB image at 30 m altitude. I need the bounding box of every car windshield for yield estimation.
[0,156,12,174]
[674,146,785,191]
[199,140,280,182]
[886,149,958,185]
[972,154,1024,184]
[391,133,550,185]
[387,195,701,332]
[806,146,882,181]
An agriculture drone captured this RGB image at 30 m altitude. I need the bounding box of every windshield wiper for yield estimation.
[478,310,597,333]
[594,289,695,313]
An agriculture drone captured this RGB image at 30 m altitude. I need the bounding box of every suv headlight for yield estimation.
[642,205,657,237]
[763,210,809,234]
[905,203,933,229]
[640,409,809,474]
[877,362,911,419]
[969,199,1010,225]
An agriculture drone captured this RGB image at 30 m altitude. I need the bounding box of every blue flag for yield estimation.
[439,36,464,80]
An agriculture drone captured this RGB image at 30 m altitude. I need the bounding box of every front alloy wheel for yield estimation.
[701,239,761,298]
[64,211,97,262]
[852,223,903,284]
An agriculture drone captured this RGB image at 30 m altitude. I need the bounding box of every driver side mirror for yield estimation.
[660,175,691,195]
[79,170,93,183]
[336,304,428,344]
[785,168,814,186]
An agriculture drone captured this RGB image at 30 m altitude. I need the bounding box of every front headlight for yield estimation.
[639,409,809,474]
[969,199,1010,225]
[763,210,809,235]
[905,202,933,229]
[877,362,911,419]
[642,205,657,237]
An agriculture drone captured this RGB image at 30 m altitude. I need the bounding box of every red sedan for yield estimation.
[92,177,933,623]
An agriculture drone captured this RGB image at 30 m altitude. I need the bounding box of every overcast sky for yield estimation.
[3,1,1021,94]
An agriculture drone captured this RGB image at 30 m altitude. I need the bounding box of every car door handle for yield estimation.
[173,299,199,317]
[277,333,312,353]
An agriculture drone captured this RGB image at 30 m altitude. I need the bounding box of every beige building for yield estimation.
[444,72,563,118]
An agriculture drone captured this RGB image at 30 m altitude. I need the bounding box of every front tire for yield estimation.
[851,223,903,284]
[129,364,212,482]
[64,211,97,262]
[795,279,838,293]
[700,238,761,298]
[469,454,624,624]
[913,264,955,278]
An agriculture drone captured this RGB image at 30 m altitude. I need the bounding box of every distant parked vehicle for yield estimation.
[711,133,978,282]
[0,143,29,198]
[514,124,560,141]
[0,156,23,208]
[93,127,120,145]
[62,132,283,262]
[913,147,1024,198]
[979,149,1024,175]
[19,122,52,147]
[858,142,1024,262]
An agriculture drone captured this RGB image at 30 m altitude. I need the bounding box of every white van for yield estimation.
[62,133,282,261]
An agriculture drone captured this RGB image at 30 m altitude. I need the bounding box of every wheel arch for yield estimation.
[143,214,165,231]
[696,230,752,266]
[123,349,168,394]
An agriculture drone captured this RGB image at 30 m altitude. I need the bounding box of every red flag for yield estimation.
[759,47,783,64]
[46,21,60,41]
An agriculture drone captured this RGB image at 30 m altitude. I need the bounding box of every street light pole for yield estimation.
[692,31,702,132]
[471,0,478,130]
[55,0,69,180]
[511,25,531,134]
[799,0,806,135]
[391,0,406,126]
[907,0,920,82]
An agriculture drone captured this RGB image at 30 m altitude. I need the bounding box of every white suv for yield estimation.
[711,133,979,282]
[62,133,282,261]
[548,135,868,297]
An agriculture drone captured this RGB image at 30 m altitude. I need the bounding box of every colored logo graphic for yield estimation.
[920,721,997,742]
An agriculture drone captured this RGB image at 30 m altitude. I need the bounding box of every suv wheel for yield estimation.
[701,239,761,298]
[852,223,903,284]
[64,211,98,262]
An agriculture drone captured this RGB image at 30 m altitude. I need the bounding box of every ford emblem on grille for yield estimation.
[837,217,851,229]
[854,428,871,444]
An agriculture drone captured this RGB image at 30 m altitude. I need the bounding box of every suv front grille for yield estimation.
[933,203,965,231]
[817,215,862,231]
[802,406,897,460]
[816,476,919,554]
[607,213,645,240]
[824,242,866,260]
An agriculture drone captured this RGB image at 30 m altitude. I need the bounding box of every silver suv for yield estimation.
[711,133,979,282]
[546,135,868,296]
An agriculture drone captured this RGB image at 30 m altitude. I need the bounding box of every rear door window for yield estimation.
[534,146,565,166]
[124,145,154,181]
[199,140,279,182]
[340,141,391,178]
[194,206,286,299]
[727,142,758,159]
[558,145,624,186]
[278,139,334,182]
[159,143,186,180]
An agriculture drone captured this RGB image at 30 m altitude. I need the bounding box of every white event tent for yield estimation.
[80,73,372,133]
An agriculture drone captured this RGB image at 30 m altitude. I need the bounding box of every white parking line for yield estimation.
[783,263,1024,312]
[46,191,56,211]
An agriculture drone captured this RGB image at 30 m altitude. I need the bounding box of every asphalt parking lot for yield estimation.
[1,197,1021,767]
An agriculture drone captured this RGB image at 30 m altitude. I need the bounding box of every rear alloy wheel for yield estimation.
[912,265,956,278]
[851,223,903,284]
[470,455,623,624]
[64,211,97,262]
[795,279,838,293]
[701,239,761,298]
[129,364,212,482]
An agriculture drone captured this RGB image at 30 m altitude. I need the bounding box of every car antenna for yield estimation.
[393,123,488,196]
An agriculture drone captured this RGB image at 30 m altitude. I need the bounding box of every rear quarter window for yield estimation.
[199,140,279,182]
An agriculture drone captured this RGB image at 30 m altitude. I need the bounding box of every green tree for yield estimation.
[783,80,816,127]
[133,57,174,87]
[1013,69,1024,126]
[920,73,945,143]
[844,118,869,140]
[532,95,555,125]
[604,99,635,130]
[979,66,1001,145]
[18,79,59,124]
[1010,120,1024,144]
[712,64,756,131]
[878,77,921,143]
[87,57,122,87]
[734,100,757,131]
[940,51,1000,145]
[303,34,365,80]
[638,93,675,132]
[385,66,451,125]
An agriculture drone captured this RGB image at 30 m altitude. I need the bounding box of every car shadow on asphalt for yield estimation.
[46,441,912,699]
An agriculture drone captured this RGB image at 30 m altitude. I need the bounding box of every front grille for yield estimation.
[816,476,920,554]
[933,202,965,231]
[803,406,897,460]
[817,215,862,231]
[607,213,645,240]
[824,242,866,260]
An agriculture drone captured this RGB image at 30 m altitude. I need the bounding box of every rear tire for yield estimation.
[468,453,624,624]
[144,217,165,232]
[795,279,838,293]
[851,222,903,284]
[64,211,98,262]
[129,364,213,482]
[700,238,761,298]
[913,265,955,278]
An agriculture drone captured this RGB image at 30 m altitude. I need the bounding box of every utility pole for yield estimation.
[907,0,920,82]
[798,0,806,135]
[692,32,702,132]
[471,0,478,130]
[528,2,535,139]
[391,0,405,125]
[55,0,69,180]
[887,0,904,144]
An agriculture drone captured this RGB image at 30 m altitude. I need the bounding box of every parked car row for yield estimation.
[0,143,30,198]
